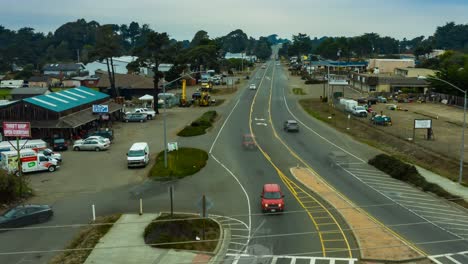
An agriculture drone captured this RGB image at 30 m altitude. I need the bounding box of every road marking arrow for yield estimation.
[256,123,268,126]
[266,76,271,81]
[254,118,265,121]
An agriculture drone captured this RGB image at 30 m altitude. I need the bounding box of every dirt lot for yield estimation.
[286,73,467,184]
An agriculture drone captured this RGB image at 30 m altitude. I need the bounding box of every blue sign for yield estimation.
[92,105,109,113]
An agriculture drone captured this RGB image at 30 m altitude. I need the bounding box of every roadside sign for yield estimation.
[167,142,178,152]
[92,104,109,113]
[2,122,31,137]
[414,119,432,129]
[197,195,214,218]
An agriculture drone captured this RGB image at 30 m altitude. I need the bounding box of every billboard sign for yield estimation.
[92,104,109,113]
[2,122,31,137]
[414,119,432,129]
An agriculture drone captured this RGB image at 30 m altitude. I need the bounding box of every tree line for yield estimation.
[280,22,468,60]
[0,19,274,73]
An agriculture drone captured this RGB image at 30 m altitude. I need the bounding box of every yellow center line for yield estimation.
[248,62,353,258]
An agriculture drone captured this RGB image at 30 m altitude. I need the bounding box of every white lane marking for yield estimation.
[346,168,388,173]
[424,216,468,225]
[256,122,268,126]
[392,196,438,202]
[210,155,252,246]
[421,214,468,222]
[408,205,464,213]
[230,242,248,246]
[375,186,423,194]
[446,228,468,231]
[345,170,388,177]
[400,199,451,207]
[282,93,366,163]
[446,255,463,264]
[340,166,465,240]
[255,118,266,121]
[394,192,438,198]
[209,98,241,154]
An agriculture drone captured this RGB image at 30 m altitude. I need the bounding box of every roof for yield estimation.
[23,87,109,113]
[263,184,281,192]
[130,142,149,150]
[72,76,100,81]
[28,76,51,82]
[10,87,49,95]
[42,63,85,72]
[97,72,163,89]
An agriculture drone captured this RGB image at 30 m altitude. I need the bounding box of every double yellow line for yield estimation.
[248,62,353,258]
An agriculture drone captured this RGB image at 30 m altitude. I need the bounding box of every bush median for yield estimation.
[177,111,217,137]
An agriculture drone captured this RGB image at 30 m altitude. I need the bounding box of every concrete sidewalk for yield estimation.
[84,214,212,264]
[416,166,468,202]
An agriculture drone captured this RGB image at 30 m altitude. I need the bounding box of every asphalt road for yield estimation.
[263,58,468,256]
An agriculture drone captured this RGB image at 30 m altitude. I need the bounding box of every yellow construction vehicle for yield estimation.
[179,79,191,107]
[198,87,211,106]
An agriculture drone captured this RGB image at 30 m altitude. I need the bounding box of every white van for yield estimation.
[127,142,150,168]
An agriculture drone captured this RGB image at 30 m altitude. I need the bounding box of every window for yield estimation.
[369,85,377,92]
[39,156,47,162]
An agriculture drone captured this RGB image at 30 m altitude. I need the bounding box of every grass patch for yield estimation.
[0,89,12,99]
[292,88,306,95]
[211,87,238,95]
[177,111,217,137]
[144,214,220,252]
[369,154,468,208]
[299,98,468,185]
[149,147,208,180]
[49,214,121,264]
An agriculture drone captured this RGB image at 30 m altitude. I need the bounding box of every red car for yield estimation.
[261,184,285,213]
[242,134,256,149]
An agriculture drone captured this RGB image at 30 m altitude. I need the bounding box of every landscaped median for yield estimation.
[149,147,208,181]
[144,213,220,252]
[49,214,121,264]
[290,167,425,263]
[177,111,217,137]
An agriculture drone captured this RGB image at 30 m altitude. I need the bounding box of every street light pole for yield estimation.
[162,71,205,168]
[419,75,466,184]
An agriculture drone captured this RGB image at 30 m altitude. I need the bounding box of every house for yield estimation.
[43,63,86,77]
[10,87,50,100]
[350,73,428,93]
[224,52,257,62]
[158,64,173,73]
[394,68,437,78]
[28,76,52,88]
[62,80,81,88]
[0,87,122,140]
[367,59,415,74]
[72,76,100,88]
[0,80,24,88]
[96,72,164,99]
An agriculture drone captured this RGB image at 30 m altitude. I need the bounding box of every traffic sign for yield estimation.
[92,104,109,113]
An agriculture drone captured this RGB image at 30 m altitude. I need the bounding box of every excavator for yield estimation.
[179,79,191,107]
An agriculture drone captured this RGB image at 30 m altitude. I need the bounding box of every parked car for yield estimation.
[242,134,256,150]
[284,120,299,132]
[261,184,284,213]
[87,130,114,142]
[0,204,53,230]
[377,96,387,103]
[367,97,378,105]
[357,98,367,104]
[249,83,257,90]
[85,136,111,145]
[123,113,147,123]
[127,108,156,120]
[352,106,368,117]
[38,148,62,163]
[73,139,110,151]
[52,138,68,151]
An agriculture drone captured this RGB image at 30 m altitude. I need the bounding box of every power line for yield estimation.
[2,196,467,232]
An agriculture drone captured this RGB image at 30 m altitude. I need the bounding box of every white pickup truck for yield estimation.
[126,108,156,120]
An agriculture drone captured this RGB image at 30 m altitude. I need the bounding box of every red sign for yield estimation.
[2,122,31,137]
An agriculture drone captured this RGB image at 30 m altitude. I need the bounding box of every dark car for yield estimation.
[52,138,68,151]
[0,204,53,230]
[284,120,299,132]
[123,113,147,123]
[87,130,114,142]
[242,134,256,150]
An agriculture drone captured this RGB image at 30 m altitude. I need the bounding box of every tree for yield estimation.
[220,29,249,53]
[133,31,173,114]
[288,33,313,57]
[91,25,122,97]
[190,30,209,48]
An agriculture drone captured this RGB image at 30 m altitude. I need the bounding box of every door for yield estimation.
[38,156,51,171]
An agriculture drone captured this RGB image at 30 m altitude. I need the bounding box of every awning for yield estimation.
[30,101,123,129]
[139,94,154,100]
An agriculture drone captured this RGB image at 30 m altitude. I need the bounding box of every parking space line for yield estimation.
[408,205,460,213]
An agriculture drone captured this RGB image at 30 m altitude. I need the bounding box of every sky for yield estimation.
[1,0,467,41]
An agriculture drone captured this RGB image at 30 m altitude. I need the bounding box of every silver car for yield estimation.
[73,139,110,151]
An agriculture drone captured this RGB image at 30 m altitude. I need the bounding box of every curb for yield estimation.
[208,217,231,264]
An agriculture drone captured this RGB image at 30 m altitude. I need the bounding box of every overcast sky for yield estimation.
[1,0,467,40]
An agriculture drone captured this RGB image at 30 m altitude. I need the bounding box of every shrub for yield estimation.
[0,170,31,204]
[149,148,208,180]
[369,154,465,207]
[178,111,217,137]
